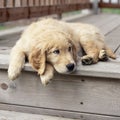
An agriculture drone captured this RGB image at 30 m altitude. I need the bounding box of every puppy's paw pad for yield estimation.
[81,56,93,65]
[99,50,108,61]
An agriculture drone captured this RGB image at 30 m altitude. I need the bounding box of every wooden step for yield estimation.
[0,110,74,120]
[1,13,120,120]
[0,48,120,120]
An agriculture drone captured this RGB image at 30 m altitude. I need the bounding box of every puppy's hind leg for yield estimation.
[105,46,116,59]
[99,46,116,61]
[8,46,25,80]
[81,40,99,65]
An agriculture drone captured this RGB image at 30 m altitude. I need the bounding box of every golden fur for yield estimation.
[8,18,116,85]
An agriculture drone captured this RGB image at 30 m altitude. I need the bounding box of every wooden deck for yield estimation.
[0,13,120,120]
[0,110,73,120]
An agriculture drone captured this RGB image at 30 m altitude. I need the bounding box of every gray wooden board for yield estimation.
[1,70,120,117]
[116,46,120,56]
[73,14,115,24]
[0,34,20,47]
[0,47,11,54]
[73,13,120,32]
[0,110,74,120]
[0,104,120,120]
[1,54,120,79]
[110,25,120,55]
[99,17,120,36]
[105,25,120,52]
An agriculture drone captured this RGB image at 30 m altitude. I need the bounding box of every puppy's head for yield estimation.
[29,31,77,75]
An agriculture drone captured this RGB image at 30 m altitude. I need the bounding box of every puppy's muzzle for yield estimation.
[66,63,75,72]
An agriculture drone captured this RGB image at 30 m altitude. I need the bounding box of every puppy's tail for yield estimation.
[105,46,116,59]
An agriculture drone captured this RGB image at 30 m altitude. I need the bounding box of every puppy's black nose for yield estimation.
[66,63,75,72]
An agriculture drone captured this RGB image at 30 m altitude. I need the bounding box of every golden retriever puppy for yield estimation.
[8,18,116,85]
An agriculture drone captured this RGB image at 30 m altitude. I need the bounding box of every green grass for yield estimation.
[62,10,81,17]
[102,8,120,14]
[0,25,12,31]
[0,25,6,30]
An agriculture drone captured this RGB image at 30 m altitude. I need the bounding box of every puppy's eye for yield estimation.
[53,49,60,54]
[68,46,72,52]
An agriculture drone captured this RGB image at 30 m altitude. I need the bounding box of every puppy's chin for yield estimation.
[55,69,68,74]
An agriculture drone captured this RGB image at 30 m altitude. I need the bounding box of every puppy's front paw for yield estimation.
[99,50,108,61]
[40,75,52,86]
[40,63,54,86]
[81,56,93,65]
[8,66,21,80]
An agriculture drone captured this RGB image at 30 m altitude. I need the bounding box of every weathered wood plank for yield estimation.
[0,34,20,47]
[0,110,73,120]
[1,70,120,117]
[100,16,120,35]
[0,47,11,54]
[0,53,120,79]
[116,46,120,56]
[76,14,120,35]
[0,105,120,120]
[105,25,120,52]
[74,14,118,27]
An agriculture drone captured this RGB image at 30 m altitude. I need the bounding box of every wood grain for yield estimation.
[1,70,120,117]
[0,110,73,120]
[0,105,120,120]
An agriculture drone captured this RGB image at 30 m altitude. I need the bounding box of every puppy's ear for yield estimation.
[72,43,77,62]
[67,31,79,62]
[69,40,77,62]
[29,48,46,75]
